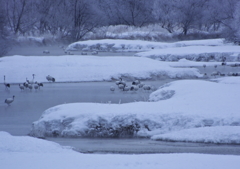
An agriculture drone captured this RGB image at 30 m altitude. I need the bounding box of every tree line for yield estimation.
[0,0,239,42]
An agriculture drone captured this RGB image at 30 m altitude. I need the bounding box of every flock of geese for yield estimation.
[110,78,154,93]
[202,63,240,77]
[3,74,56,106]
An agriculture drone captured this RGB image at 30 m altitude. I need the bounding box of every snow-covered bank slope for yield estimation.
[0,132,72,153]
[151,126,240,144]
[135,46,240,62]
[29,78,240,143]
[0,55,201,83]
[66,38,228,52]
[2,132,240,169]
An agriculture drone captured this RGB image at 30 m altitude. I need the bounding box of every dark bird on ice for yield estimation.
[5,95,15,105]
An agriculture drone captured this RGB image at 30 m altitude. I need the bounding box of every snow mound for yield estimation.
[135,46,240,62]
[211,77,240,84]
[66,39,227,52]
[29,79,240,141]
[0,55,202,83]
[151,126,240,144]
[148,84,175,101]
[0,131,73,153]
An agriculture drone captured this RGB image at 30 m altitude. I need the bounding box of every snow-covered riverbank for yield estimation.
[1,38,240,168]
[0,55,202,83]
[1,131,240,169]
[29,78,240,144]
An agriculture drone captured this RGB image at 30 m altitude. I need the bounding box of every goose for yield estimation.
[116,78,126,86]
[23,79,29,88]
[34,82,43,90]
[123,85,130,91]
[5,95,15,105]
[28,84,33,90]
[211,71,220,77]
[46,75,55,82]
[26,74,35,85]
[138,82,144,88]
[81,52,87,55]
[130,85,138,91]
[4,75,10,89]
[68,52,74,55]
[143,85,151,92]
[34,84,39,90]
[115,78,122,85]
[118,84,125,90]
[132,80,140,85]
[43,50,50,54]
[38,82,44,87]
[91,51,98,55]
[110,86,115,92]
[117,78,126,86]
[19,84,24,91]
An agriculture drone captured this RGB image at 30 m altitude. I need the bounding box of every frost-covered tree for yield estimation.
[67,0,102,41]
[3,0,35,34]
[175,0,208,35]
[153,0,208,35]
[99,0,154,27]
[153,0,178,33]
[231,1,240,44]
[0,0,11,56]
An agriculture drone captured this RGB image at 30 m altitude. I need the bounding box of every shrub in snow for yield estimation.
[29,111,240,139]
[29,79,240,139]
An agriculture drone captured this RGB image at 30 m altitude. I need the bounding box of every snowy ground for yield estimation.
[29,78,240,144]
[135,46,240,62]
[1,38,240,168]
[0,55,202,83]
[66,38,228,52]
[1,131,240,169]
[66,38,240,62]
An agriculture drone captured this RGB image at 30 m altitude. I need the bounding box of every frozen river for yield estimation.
[1,77,240,155]
[0,80,173,136]
[1,46,240,155]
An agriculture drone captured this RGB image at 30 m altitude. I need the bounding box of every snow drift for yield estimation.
[135,46,240,62]
[29,78,240,143]
[0,55,202,83]
[66,38,228,52]
[2,132,240,169]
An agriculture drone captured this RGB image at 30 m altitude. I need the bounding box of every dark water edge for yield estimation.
[47,137,240,155]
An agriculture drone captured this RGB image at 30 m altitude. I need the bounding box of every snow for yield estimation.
[2,38,240,168]
[1,131,240,169]
[135,46,240,61]
[66,38,240,62]
[0,131,72,153]
[0,55,202,83]
[151,126,240,144]
[66,38,228,52]
[210,76,240,84]
[30,78,240,143]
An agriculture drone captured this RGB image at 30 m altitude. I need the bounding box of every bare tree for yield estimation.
[0,0,11,56]
[60,0,102,41]
[99,0,154,27]
[153,0,178,33]
[3,0,35,35]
